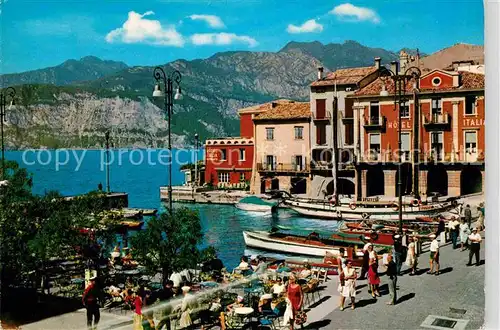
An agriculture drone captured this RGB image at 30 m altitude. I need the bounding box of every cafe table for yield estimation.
[234,307,254,324]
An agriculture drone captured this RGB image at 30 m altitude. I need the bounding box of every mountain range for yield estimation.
[0,40,482,149]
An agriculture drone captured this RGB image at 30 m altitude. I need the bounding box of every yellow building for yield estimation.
[250,100,311,195]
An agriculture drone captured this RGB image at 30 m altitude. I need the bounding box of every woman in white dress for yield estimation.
[405,236,418,275]
[336,248,347,307]
[459,220,471,251]
[339,260,357,311]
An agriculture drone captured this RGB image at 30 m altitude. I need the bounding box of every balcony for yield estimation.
[257,163,310,173]
[423,113,452,130]
[341,113,354,124]
[363,116,386,132]
[312,111,331,122]
[310,161,332,171]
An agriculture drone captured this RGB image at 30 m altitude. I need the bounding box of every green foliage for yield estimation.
[130,207,203,281]
[0,160,114,289]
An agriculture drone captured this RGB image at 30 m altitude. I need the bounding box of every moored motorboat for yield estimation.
[243,230,367,258]
[235,196,278,213]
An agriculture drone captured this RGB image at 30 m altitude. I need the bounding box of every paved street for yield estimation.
[316,238,485,330]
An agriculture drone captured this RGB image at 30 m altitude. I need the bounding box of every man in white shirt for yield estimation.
[448,218,461,249]
[428,234,440,275]
[467,228,482,266]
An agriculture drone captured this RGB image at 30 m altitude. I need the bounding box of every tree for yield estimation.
[130,207,204,283]
[0,160,117,291]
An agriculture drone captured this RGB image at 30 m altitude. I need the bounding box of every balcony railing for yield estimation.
[310,161,332,170]
[423,113,452,130]
[312,111,331,121]
[257,163,310,173]
[363,116,386,131]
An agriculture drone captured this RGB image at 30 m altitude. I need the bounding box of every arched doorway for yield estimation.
[395,164,413,197]
[291,177,307,194]
[366,167,385,197]
[427,166,448,196]
[460,167,482,195]
[338,178,355,196]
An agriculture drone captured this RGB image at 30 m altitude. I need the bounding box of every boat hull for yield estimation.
[235,203,273,212]
[243,231,364,258]
[286,199,454,221]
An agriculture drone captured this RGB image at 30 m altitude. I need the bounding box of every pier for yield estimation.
[164,186,250,205]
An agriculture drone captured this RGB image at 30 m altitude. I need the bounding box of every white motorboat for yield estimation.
[242,230,365,258]
[235,196,278,213]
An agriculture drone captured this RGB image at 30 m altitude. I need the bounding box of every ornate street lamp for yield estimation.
[152,67,183,214]
[379,62,421,233]
[0,87,16,180]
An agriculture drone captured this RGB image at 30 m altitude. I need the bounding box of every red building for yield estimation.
[204,101,278,187]
[347,66,484,199]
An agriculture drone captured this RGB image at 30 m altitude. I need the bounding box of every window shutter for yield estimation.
[316,99,326,118]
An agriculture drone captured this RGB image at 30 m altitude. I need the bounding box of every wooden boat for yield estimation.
[284,198,458,221]
[243,230,367,258]
[118,220,144,230]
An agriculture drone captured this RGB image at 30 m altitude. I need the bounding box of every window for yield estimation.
[432,77,442,86]
[345,98,354,118]
[465,131,477,154]
[369,102,380,124]
[239,148,245,161]
[400,101,410,118]
[344,122,354,146]
[240,173,246,181]
[401,133,411,161]
[316,124,326,145]
[218,172,229,183]
[293,155,304,171]
[430,132,443,161]
[266,128,274,140]
[316,99,326,119]
[465,96,477,115]
[369,134,381,160]
[431,98,442,115]
[294,126,304,140]
[266,155,276,170]
[221,149,227,161]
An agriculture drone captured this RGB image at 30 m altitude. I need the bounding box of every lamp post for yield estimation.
[379,62,421,233]
[104,131,112,193]
[194,133,199,188]
[0,87,16,181]
[152,67,183,214]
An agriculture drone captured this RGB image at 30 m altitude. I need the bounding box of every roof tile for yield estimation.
[311,66,378,86]
[253,101,310,121]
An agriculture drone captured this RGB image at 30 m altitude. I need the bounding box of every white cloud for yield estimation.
[105,11,184,47]
[286,19,323,34]
[190,33,257,47]
[330,3,380,23]
[188,14,225,29]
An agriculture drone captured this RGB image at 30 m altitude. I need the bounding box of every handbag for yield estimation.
[295,310,307,325]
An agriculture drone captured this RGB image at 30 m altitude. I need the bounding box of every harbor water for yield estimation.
[6,149,339,269]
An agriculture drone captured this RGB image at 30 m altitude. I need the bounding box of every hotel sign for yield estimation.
[463,118,484,127]
[387,121,411,129]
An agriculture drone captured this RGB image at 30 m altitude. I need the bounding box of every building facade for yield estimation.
[250,101,311,194]
[348,67,485,200]
[308,58,381,198]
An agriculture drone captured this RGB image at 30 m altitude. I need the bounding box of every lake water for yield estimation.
[6,149,339,269]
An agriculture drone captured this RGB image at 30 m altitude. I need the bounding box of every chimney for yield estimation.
[374,57,381,69]
[399,51,409,73]
[390,61,399,75]
[317,67,324,80]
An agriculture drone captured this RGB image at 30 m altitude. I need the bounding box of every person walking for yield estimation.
[367,245,380,298]
[286,274,303,329]
[392,234,404,276]
[459,220,471,251]
[448,217,460,249]
[385,254,398,305]
[476,206,485,231]
[467,228,482,266]
[336,248,347,308]
[405,236,418,275]
[358,243,370,280]
[339,260,357,311]
[464,204,472,228]
[428,234,440,275]
[82,276,101,330]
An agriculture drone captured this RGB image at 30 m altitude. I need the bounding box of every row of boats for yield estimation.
[237,193,466,258]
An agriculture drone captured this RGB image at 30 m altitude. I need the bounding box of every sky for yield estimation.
[0,0,484,74]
